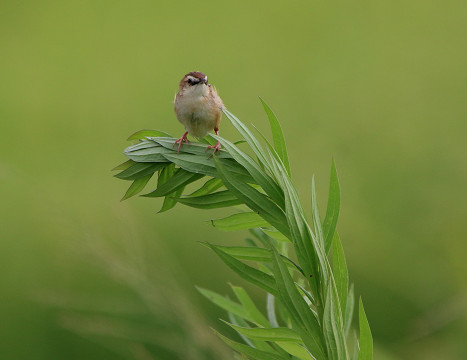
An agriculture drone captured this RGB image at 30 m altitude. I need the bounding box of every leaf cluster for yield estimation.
[113,99,373,360]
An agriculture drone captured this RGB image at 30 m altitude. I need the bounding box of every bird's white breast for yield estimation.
[175,84,217,138]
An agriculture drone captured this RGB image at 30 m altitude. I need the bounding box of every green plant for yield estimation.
[113,99,373,360]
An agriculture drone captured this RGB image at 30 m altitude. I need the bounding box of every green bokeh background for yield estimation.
[1,1,466,359]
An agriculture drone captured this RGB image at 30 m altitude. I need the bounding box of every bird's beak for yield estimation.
[199,77,207,84]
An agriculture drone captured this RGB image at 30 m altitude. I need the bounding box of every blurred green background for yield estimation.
[1,0,466,359]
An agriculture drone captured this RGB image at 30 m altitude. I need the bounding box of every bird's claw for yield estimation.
[174,132,189,153]
[206,141,221,159]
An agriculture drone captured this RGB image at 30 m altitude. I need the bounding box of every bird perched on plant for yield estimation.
[174,71,225,154]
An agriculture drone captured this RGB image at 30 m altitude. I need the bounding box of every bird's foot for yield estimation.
[174,131,189,153]
[206,141,221,158]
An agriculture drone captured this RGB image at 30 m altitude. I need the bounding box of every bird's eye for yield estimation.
[187,78,192,84]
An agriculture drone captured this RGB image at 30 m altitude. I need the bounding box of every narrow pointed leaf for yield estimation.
[311,176,325,251]
[163,152,253,180]
[212,212,270,231]
[357,299,373,360]
[196,287,255,324]
[228,313,272,351]
[124,141,174,163]
[222,321,302,342]
[231,285,269,327]
[212,134,285,208]
[267,294,279,328]
[351,331,359,360]
[112,159,135,171]
[157,163,175,186]
[212,245,302,273]
[152,137,231,158]
[222,109,270,170]
[143,169,203,197]
[259,97,290,176]
[156,164,177,212]
[175,190,242,209]
[323,160,340,253]
[276,166,321,295]
[207,243,277,295]
[159,185,184,213]
[163,153,218,177]
[214,245,271,262]
[332,232,349,316]
[125,140,162,151]
[345,284,355,338]
[114,162,166,180]
[270,245,326,359]
[323,279,348,360]
[127,129,171,140]
[188,177,224,197]
[214,329,289,360]
[275,342,314,360]
[214,157,290,238]
[121,174,154,201]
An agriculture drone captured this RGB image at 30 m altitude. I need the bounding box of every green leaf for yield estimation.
[269,245,326,359]
[357,298,373,360]
[323,279,348,360]
[222,321,302,342]
[127,129,171,140]
[332,232,348,318]
[125,140,161,151]
[159,185,184,213]
[351,331,359,360]
[114,162,166,180]
[259,97,290,176]
[213,245,272,262]
[214,157,290,238]
[157,163,175,186]
[262,229,290,243]
[162,153,218,177]
[267,294,279,328]
[212,212,270,231]
[323,160,340,253]
[228,313,273,352]
[212,246,302,274]
[212,134,285,209]
[124,142,174,163]
[296,283,315,305]
[222,109,274,173]
[207,243,277,295]
[311,176,326,252]
[112,159,135,171]
[152,137,231,158]
[175,190,243,209]
[261,144,326,297]
[275,342,314,360]
[272,161,322,297]
[163,152,254,181]
[231,285,269,327]
[121,173,154,201]
[196,287,256,324]
[143,168,203,197]
[188,177,224,197]
[345,284,355,338]
[214,329,289,360]
[156,164,177,212]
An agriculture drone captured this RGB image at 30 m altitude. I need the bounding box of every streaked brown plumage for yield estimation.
[173,71,225,154]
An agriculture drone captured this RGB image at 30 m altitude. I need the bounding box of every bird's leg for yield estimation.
[206,128,221,157]
[174,131,189,153]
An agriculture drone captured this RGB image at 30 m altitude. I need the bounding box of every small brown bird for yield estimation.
[174,71,225,154]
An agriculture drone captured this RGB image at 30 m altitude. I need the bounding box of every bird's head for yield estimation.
[179,71,208,91]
